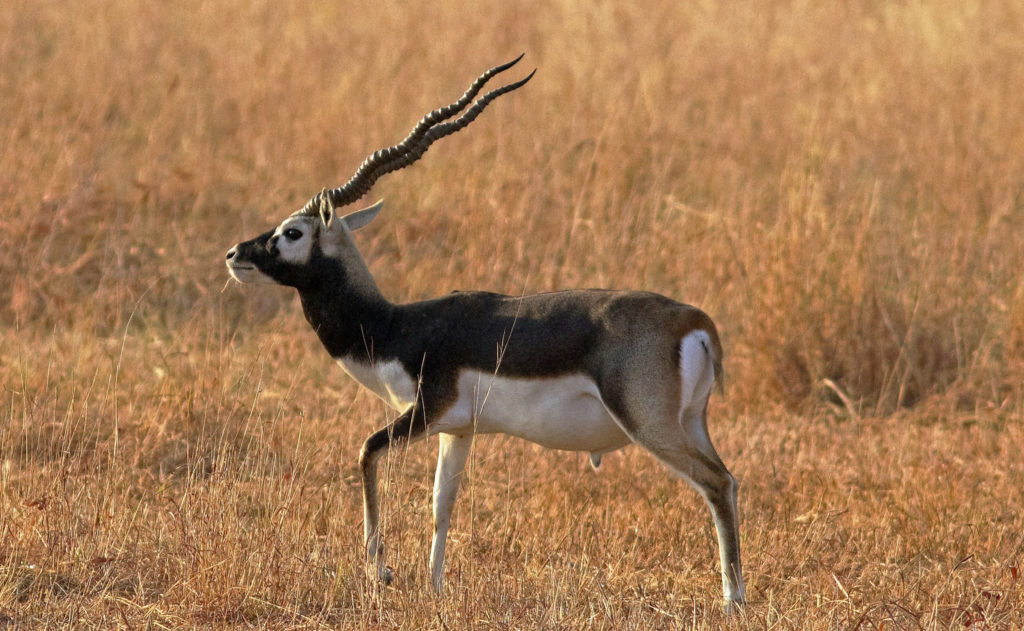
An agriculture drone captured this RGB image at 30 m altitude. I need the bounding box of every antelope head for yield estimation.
[225,56,534,291]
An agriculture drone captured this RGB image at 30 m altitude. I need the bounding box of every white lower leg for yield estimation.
[657,450,744,608]
[712,477,744,607]
[429,433,472,592]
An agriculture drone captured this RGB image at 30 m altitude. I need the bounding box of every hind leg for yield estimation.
[611,399,744,608]
[646,406,744,609]
[600,340,744,609]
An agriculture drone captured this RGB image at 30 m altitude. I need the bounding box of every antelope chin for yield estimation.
[227,263,276,285]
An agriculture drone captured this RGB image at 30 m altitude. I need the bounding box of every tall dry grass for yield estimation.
[1,0,1022,628]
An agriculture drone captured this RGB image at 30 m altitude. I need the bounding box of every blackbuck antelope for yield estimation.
[225,56,745,609]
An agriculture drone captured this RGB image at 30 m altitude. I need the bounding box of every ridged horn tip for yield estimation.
[311,56,534,211]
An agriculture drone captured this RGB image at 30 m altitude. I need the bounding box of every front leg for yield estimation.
[430,432,473,592]
[358,406,428,584]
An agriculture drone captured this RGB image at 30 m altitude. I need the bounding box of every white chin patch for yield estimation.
[227,264,278,285]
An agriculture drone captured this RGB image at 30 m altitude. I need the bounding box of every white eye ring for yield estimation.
[283,228,303,241]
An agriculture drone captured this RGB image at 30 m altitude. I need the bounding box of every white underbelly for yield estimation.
[434,370,631,453]
[335,358,631,454]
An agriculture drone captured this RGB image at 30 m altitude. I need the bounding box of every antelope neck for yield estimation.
[296,259,395,362]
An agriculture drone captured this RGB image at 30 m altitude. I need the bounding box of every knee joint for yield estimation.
[359,442,379,473]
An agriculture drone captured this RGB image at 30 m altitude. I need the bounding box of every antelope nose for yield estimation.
[226,246,237,260]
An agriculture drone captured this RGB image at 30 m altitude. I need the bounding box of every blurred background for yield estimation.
[3,1,1022,413]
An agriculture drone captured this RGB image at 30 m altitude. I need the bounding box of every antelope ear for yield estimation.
[342,200,384,232]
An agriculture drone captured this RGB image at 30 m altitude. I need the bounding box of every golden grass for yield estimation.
[2,0,1022,627]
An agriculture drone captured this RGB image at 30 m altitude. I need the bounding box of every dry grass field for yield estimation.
[2,1,1023,628]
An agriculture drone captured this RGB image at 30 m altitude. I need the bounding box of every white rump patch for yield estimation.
[679,330,716,412]
[678,330,717,452]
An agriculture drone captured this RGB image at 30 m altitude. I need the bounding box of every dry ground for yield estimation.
[1,1,1022,628]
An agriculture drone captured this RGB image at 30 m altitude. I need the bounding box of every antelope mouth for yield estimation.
[226,262,276,285]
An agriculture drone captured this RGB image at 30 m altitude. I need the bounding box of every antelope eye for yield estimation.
[283,228,303,241]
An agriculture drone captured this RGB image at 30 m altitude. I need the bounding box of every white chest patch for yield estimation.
[434,370,631,454]
[336,357,418,410]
